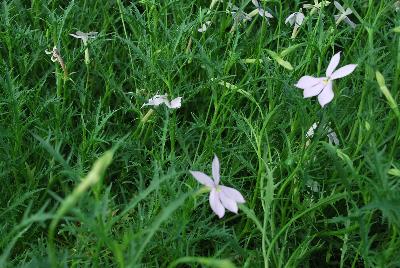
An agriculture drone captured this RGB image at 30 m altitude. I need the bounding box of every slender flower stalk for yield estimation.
[190,155,245,218]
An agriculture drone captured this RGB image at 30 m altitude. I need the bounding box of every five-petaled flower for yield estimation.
[295,52,357,107]
[333,1,356,29]
[142,94,182,109]
[190,155,245,218]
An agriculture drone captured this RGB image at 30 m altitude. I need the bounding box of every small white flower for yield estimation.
[198,21,212,32]
[303,0,331,15]
[190,155,245,218]
[285,10,305,26]
[334,1,356,29]
[70,31,98,64]
[70,31,98,44]
[285,9,305,38]
[306,122,340,146]
[142,94,182,109]
[395,1,400,12]
[249,0,274,20]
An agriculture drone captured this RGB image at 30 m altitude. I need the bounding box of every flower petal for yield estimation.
[142,94,169,107]
[220,186,245,203]
[327,129,340,145]
[303,80,326,98]
[210,189,225,218]
[326,52,341,77]
[212,155,220,185]
[334,1,345,13]
[317,82,334,107]
[258,8,273,18]
[306,122,319,139]
[167,97,182,109]
[219,191,238,213]
[295,13,305,26]
[331,64,357,80]
[285,13,295,25]
[344,17,356,29]
[252,0,260,8]
[295,76,323,90]
[189,171,214,187]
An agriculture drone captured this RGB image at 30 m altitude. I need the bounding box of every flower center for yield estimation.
[322,78,329,85]
[216,185,222,192]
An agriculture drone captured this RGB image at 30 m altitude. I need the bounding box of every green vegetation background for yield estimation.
[0,0,399,267]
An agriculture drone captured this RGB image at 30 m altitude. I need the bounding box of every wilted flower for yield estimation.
[295,51,357,107]
[303,0,330,15]
[334,1,356,28]
[190,155,245,218]
[198,21,212,32]
[285,9,305,38]
[306,122,340,146]
[70,31,98,64]
[142,94,182,109]
[45,46,68,77]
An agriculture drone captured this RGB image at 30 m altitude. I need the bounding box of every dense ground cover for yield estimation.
[1,0,399,267]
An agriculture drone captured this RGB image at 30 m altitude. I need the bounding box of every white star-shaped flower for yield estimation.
[190,155,245,218]
[142,94,182,109]
[334,1,356,29]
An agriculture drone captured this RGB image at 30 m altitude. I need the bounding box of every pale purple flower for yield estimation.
[295,51,357,107]
[334,1,356,29]
[142,94,182,109]
[190,155,245,218]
